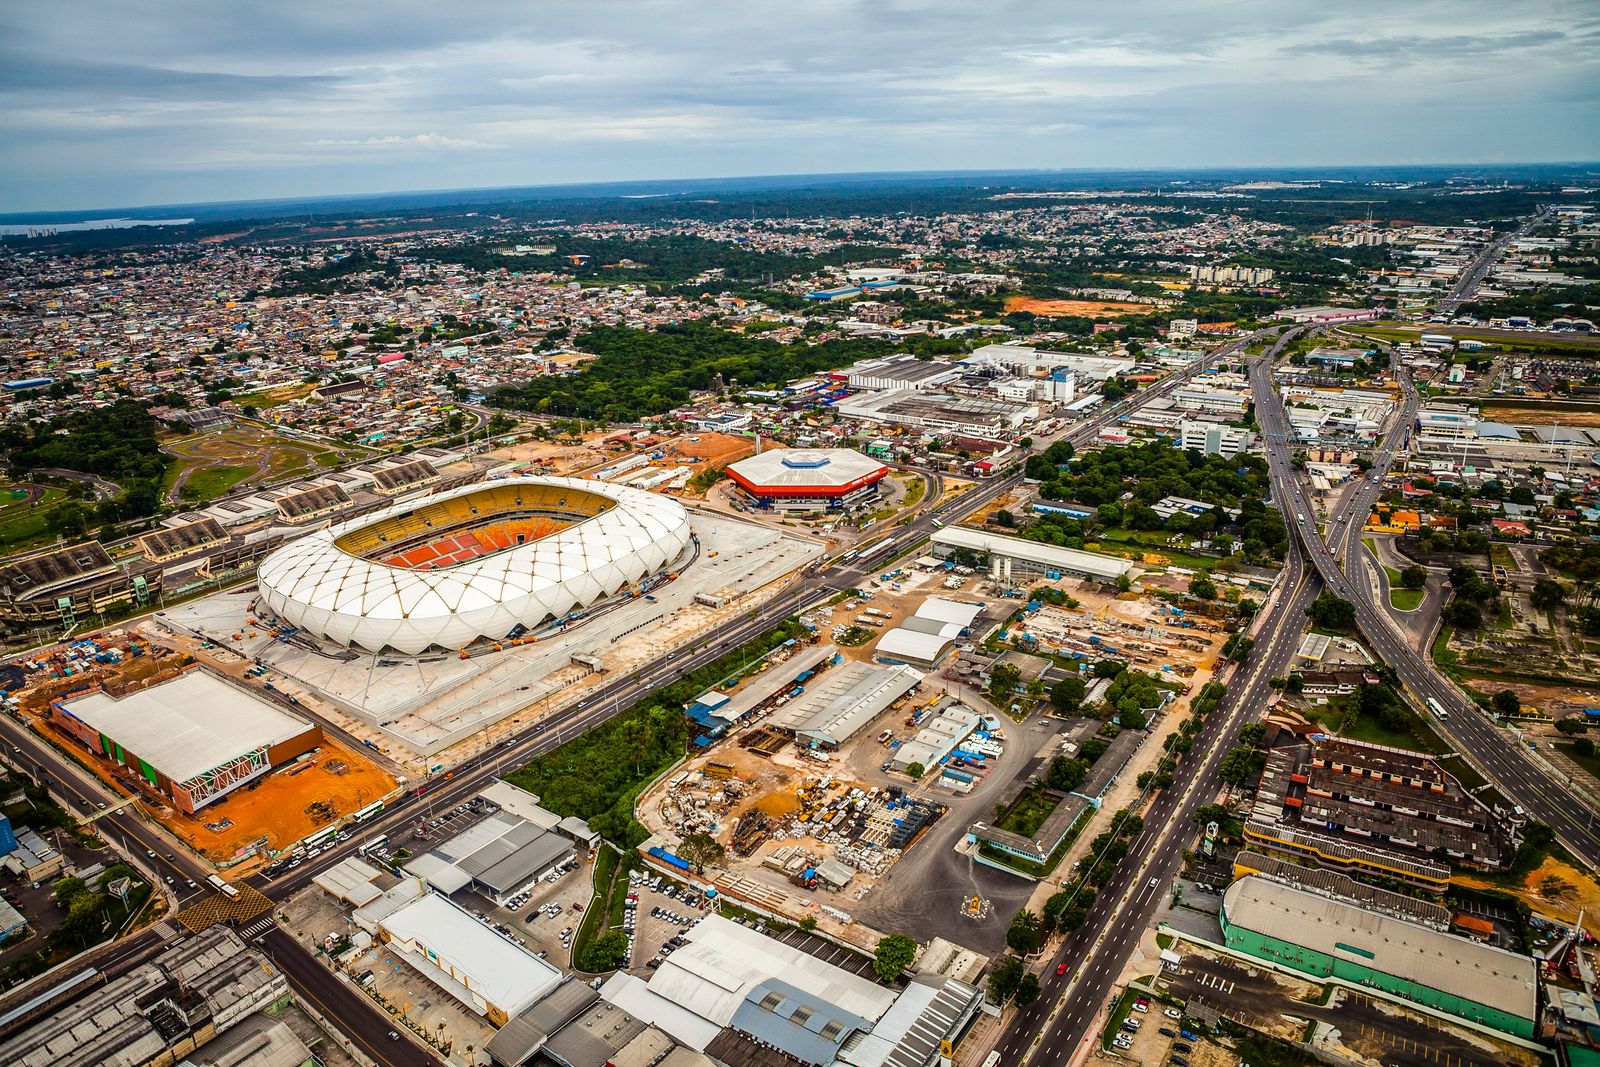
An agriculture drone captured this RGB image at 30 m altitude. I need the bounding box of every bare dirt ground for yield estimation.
[1454,854,1600,938]
[1479,402,1600,428]
[1005,295,1150,318]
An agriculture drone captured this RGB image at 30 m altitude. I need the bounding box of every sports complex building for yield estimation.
[725,448,890,515]
[50,670,322,813]
[256,476,693,655]
[1220,875,1538,1038]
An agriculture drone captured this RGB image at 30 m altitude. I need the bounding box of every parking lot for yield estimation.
[460,858,590,969]
[627,869,715,974]
[1106,991,1196,1064]
[1162,948,1538,1067]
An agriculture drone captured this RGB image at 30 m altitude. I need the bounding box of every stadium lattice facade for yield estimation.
[256,476,693,654]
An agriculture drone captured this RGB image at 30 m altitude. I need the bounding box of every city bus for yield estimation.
[982,1053,1001,1067]
[1425,696,1449,721]
[349,800,386,823]
[359,835,389,856]
[207,875,240,899]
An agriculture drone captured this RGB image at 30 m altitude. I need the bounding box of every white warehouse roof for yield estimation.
[1222,875,1536,1022]
[256,476,692,655]
[644,914,896,1027]
[931,527,1134,581]
[379,892,562,1018]
[57,671,314,783]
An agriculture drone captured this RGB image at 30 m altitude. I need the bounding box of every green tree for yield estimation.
[679,832,726,873]
[873,933,917,982]
[1006,909,1044,955]
[1238,722,1267,747]
[1400,565,1428,590]
[987,955,1024,1005]
[988,663,1023,704]
[1555,717,1587,736]
[1050,676,1087,714]
[1531,578,1567,611]
[1307,593,1356,631]
[1491,690,1521,718]
[1015,971,1041,1007]
[1575,737,1596,758]
[1189,575,1218,601]
[1445,599,1483,629]
[906,761,926,780]
[1218,746,1255,786]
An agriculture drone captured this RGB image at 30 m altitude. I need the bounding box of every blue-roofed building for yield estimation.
[0,816,15,858]
[721,979,873,1066]
[1030,502,1095,520]
[806,286,863,301]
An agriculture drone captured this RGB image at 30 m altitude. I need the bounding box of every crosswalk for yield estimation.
[238,916,277,939]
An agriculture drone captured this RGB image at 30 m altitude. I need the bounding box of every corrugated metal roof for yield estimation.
[1222,875,1536,1020]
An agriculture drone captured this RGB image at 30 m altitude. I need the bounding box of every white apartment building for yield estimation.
[1180,420,1255,458]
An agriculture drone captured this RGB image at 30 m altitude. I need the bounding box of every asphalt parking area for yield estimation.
[628,871,714,973]
[1168,951,1527,1067]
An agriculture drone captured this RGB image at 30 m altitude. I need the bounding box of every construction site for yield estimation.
[3,629,397,865]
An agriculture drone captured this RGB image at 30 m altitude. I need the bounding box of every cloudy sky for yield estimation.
[3,0,1597,212]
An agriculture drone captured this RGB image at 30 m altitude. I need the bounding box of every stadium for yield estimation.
[256,476,693,655]
[724,448,889,515]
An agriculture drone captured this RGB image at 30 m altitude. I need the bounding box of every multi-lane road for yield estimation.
[1250,334,1600,871]
[1436,207,1553,315]
[980,326,1337,1066]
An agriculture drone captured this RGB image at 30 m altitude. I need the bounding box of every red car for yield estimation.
[572,902,584,911]
[1056,963,1068,976]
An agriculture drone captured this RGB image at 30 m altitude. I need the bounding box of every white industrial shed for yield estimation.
[646,915,896,1026]
[930,527,1134,582]
[772,661,924,748]
[378,892,562,1025]
[874,628,960,671]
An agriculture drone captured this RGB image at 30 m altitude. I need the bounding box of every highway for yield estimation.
[1436,207,1553,315]
[1248,334,1600,871]
[0,327,1272,1060]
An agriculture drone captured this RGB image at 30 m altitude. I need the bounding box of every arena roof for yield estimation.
[56,671,315,783]
[1222,875,1536,1021]
[726,449,888,496]
[255,476,692,654]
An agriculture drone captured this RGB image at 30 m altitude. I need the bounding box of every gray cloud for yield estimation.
[0,0,1596,211]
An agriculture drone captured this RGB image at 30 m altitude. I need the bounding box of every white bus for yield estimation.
[207,874,240,899]
[1425,697,1449,721]
[982,1053,1002,1067]
[359,835,389,856]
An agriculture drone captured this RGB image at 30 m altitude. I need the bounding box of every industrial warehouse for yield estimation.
[50,669,323,813]
[928,527,1135,583]
[725,448,890,515]
[1220,875,1539,1038]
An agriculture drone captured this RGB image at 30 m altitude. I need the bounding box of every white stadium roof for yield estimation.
[58,671,314,782]
[256,476,692,655]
